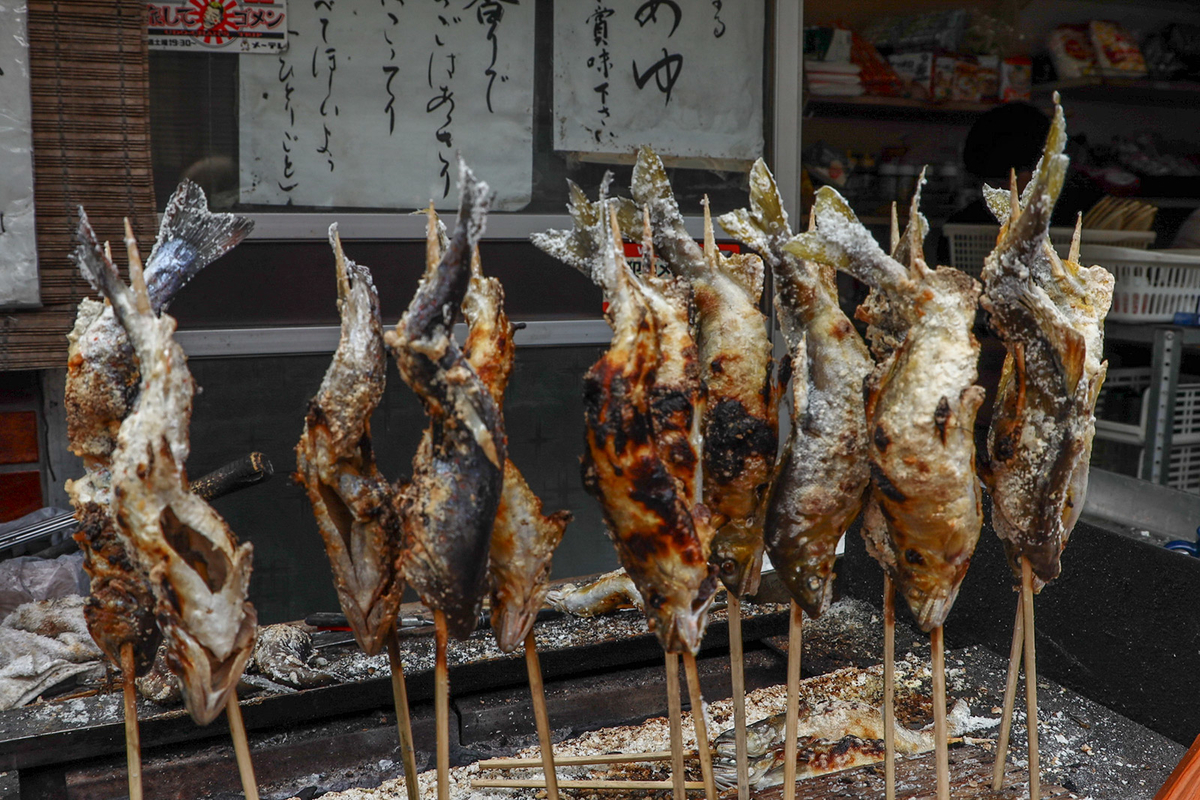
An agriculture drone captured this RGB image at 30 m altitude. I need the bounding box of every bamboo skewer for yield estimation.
[478,751,682,769]
[120,643,143,800]
[682,651,718,800]
[1022,558,1041,800]
[882,576,896,800]
[472,778,706,790]
[727,592,750,800]
[931,625,949,800]
[524,630,560,800]
[434,611,451,800]
[783,600,803,800]
[665,652,687,800]
[385,627,421,800]
[993,594,1026,791]
[226,693,260,800]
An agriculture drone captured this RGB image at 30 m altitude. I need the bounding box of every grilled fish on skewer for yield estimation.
[295,226,403,657]
[789,180,985,632]
[461,246,572,653]
[535,191,717,654]
[65,182,252,676]
[980,102,1113,588]
[720,160,871,617]
[621,148,779,597]
[73,214,256,726]
[386,163,505,641]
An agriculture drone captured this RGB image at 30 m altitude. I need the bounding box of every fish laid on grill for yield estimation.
[532,183,717,654]
[386,163,506,641]
[789,181,985,632]
[980,100,1113,587]
[295,226,403,657]
[720,160,871,617]
[65,182,251,676]
[621,149,779,597]
[460,244,572,653]
[73,213,256,726]
[545,569,644,617]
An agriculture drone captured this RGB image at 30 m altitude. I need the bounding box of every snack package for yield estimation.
[933,55,957,100]
[888,51,935,97]
[1001,56,1032,101]
[848,27,905,96]
[976,54,1000,100]
[1090,20,1147,76]
[1048,24,1096,79]
[951,59,982,102]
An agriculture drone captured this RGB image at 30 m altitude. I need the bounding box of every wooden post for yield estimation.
[226,693,260,800]
[783,601,803,800]
[931,626,949,800]
[386,626,421,800]
[727,592,750,800]
[665,652,687,800]
[1022,558,1041,800]
[682,651,718,800]
[434,611,450,800]
[524,631,560,800]
[993,594,1025,791]
[120,644,143,800]
[883,576,895,800]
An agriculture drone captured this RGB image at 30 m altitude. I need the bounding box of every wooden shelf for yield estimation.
[804,93,998,122]
[1036,77,1200,107]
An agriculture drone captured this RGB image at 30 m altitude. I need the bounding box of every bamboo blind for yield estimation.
[0,0,158,371]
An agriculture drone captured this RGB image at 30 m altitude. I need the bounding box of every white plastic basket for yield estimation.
[943,224,1155,277]
[1079,245,1200,323]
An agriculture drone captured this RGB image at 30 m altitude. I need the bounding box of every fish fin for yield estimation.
[899,168,930,278]
[144,179,254,313]
[787,186,909,294]
[983,184,1011,225]
[889,202,900,254]
[425,204,440,273]
[1068,212,1083,265]
[329,223,351,305]
[72,209,124,301]
[531,180,609,283]
[124,218,152,316]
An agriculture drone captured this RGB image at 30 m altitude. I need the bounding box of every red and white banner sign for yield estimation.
[148,0,287,53]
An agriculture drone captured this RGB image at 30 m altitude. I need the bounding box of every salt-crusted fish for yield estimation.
[461,245,572,653]
[621,149,779,597]
[73,213,256,726]
[386,163,505,641]
[980,99,1113,588]
[545,569,644,617]
[720,160,871,617]
[533,183,717,654]
[65,182,251,676]
[789,180,985,632]
[295,225,403,657]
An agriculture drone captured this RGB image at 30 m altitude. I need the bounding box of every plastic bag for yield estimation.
[0,552,88,620]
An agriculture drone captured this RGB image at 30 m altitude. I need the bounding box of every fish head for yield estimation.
[775,556,837,620]
[709,517,764,597]
[643,565,719,654]
[490,601,536,654]
[895,552,970,633]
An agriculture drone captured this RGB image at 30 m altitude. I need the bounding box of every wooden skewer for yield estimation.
[478,751,683,769]
[471,778,706,790]
[882,576,896,800]
[226,692,260,800]
[385,626,421,800]
[727,592,750,800]
[434,611,451,800]
[120,643,143,800]
[1022,558,1041,800]
[931,625,949,800]
[524,630,560,800]
[993,593,1025,791]
[665,652,687,800]
[681,651,718,800]
[783,600,803,800]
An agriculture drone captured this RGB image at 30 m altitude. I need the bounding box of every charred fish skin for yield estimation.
[295,225,403,657]
[719,160,871,618]
[788,181,985,633]
[73,213,256,727]
[980,100,1113,588]
[545,568,644,617]
[386,162,506,641]
[461,246,572,653]
[65,183,252,678]
[622,148,779,597]
[535,185,717,654]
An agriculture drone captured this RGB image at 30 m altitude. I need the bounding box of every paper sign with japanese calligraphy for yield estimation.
[238,0,535,211]
[0,2,39,309]
[148,0,288,53]
[554,0,764,161]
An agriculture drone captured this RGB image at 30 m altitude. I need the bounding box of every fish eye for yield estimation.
[806,576,821,592]
[646,591,666,609]
[720,559,738,576]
